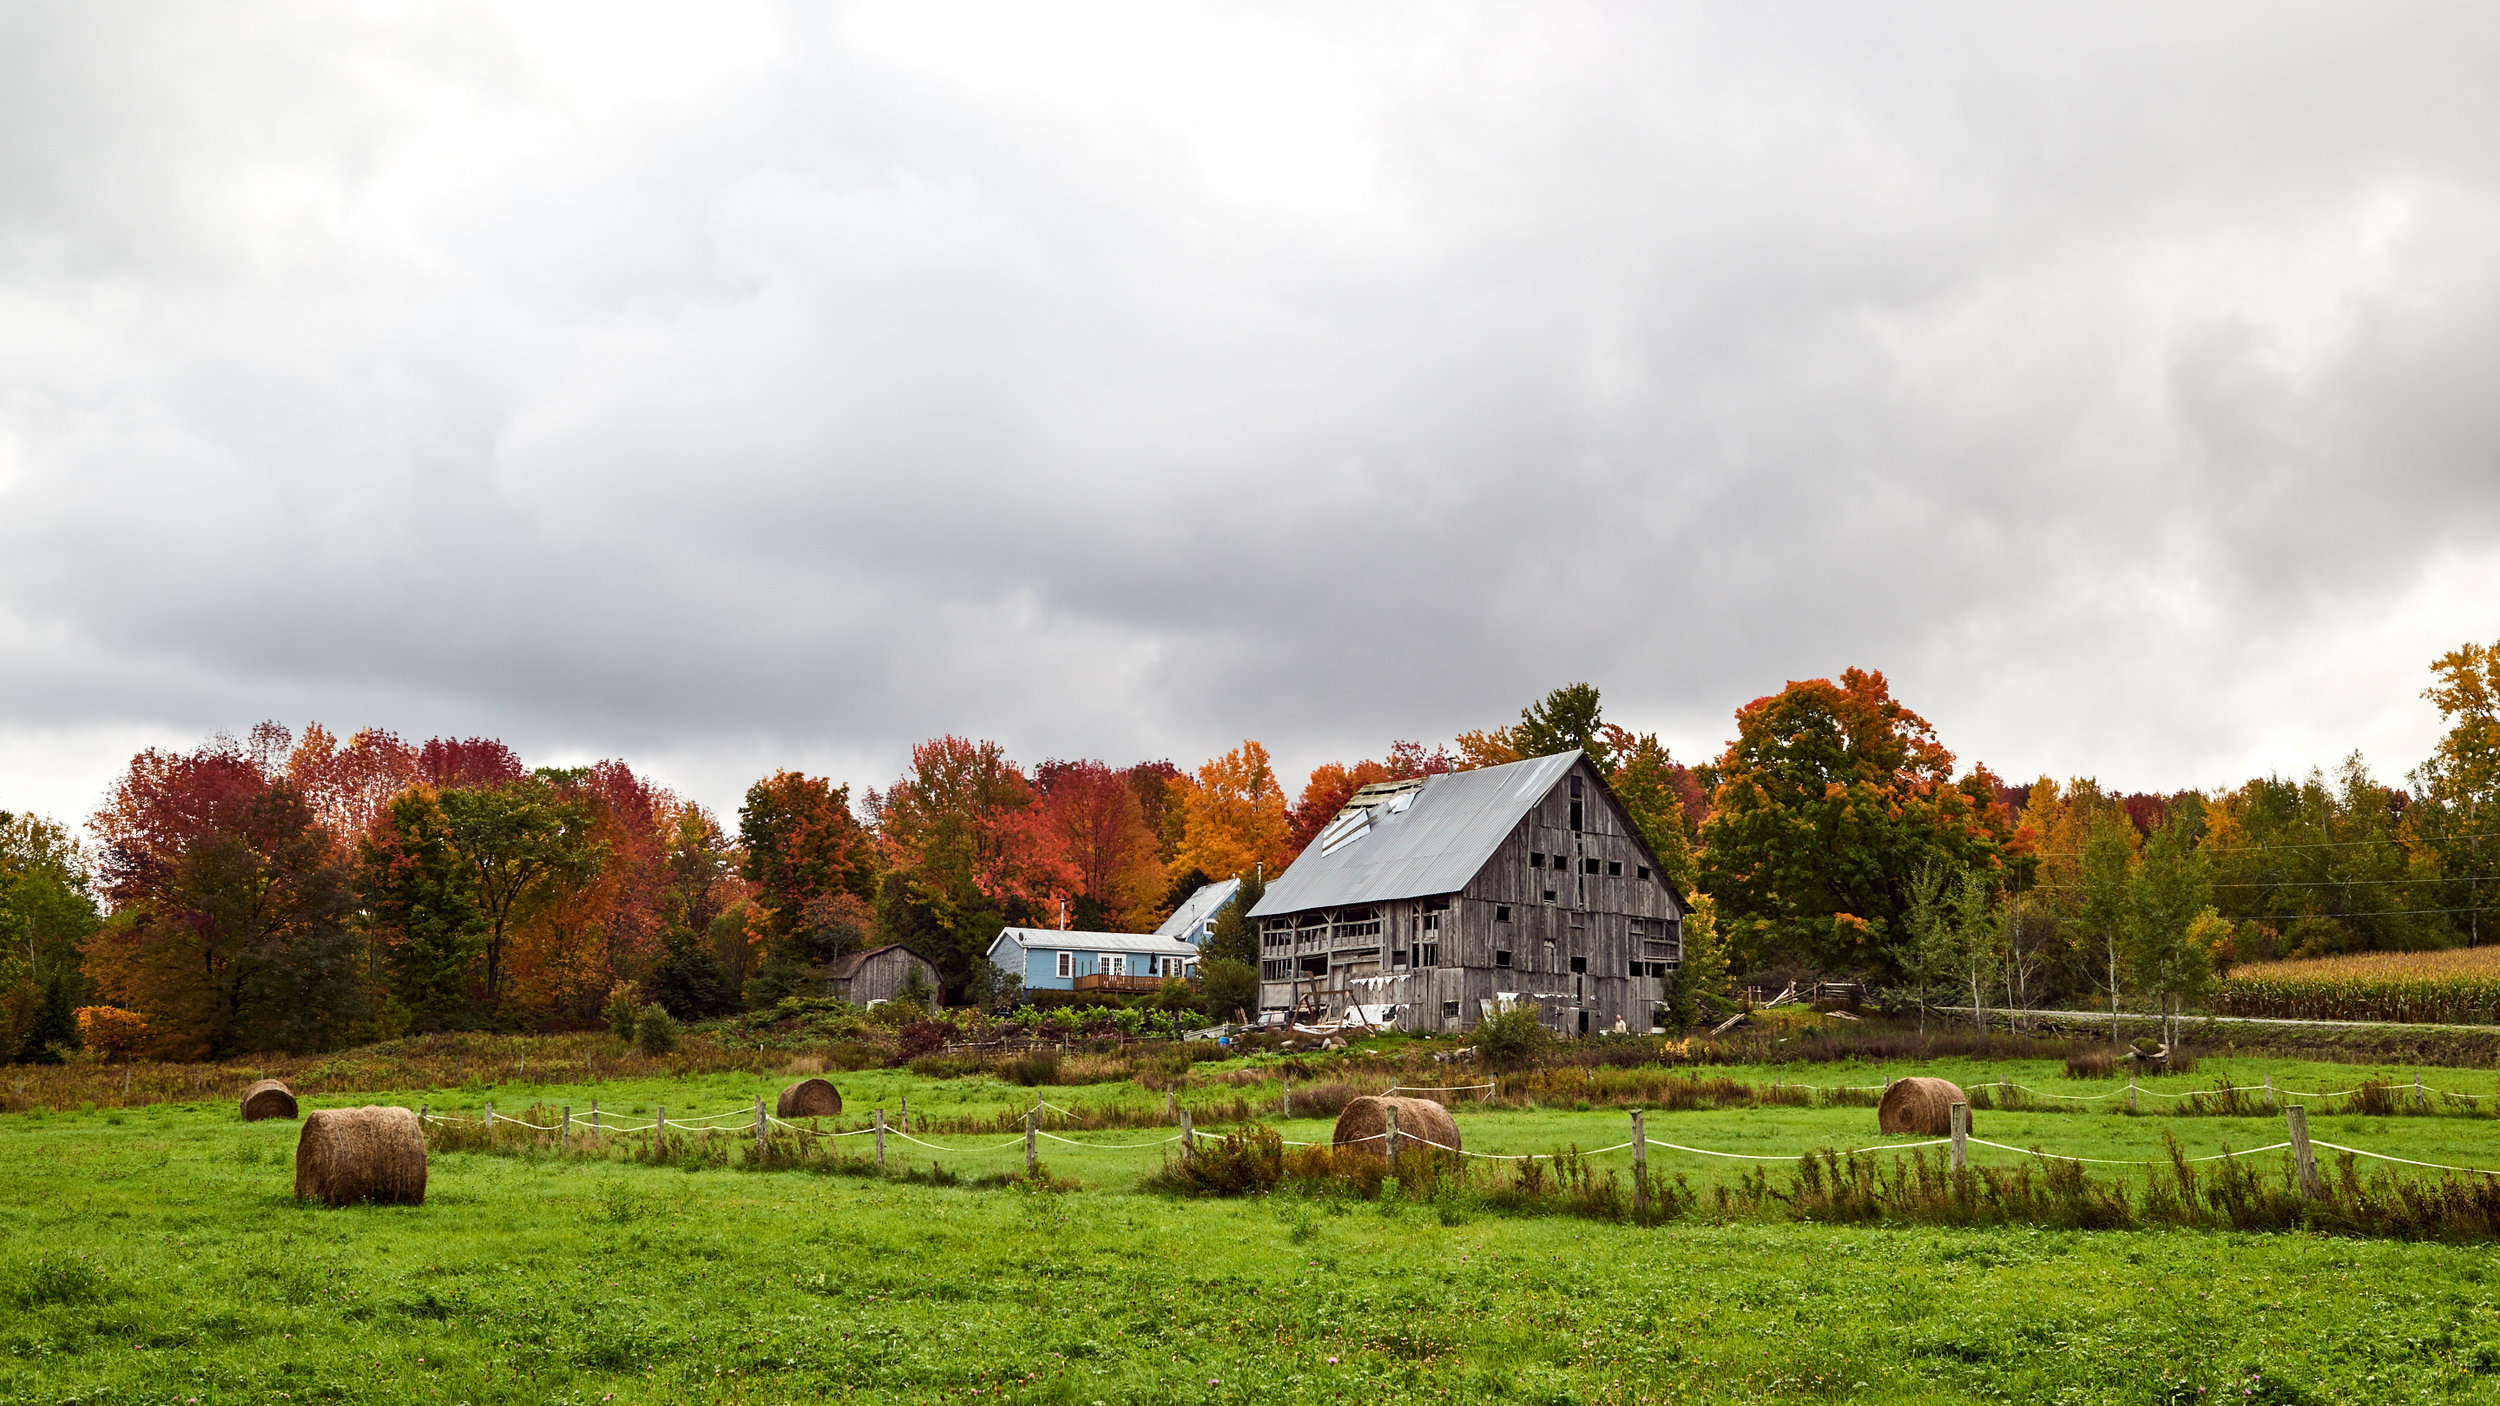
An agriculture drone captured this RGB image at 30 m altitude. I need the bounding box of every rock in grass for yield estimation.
[240,1079,298,1122]
[294,1106,427,1207]
[1878,1077,1970,1137]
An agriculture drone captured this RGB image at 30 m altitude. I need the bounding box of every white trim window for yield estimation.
[1105,954,1126,977]
[1056,951,1072,979]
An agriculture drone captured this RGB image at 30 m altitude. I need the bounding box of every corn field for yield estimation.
[2214,948,2500,1024]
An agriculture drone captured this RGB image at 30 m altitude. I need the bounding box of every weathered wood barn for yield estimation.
[829,944,943,1006]
[1247,751,1687,1036]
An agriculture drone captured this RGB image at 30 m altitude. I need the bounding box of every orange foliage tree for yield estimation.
[74,1005,149,1060]
[1034,760,1167,930]
[1169,741,1291,884]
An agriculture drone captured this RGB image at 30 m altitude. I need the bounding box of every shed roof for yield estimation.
[829,943,938,981]
[1154,877,1241,939]
[988,927,1200,957]
[1248,751,1583,917]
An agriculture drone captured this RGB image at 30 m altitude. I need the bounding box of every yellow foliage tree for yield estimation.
[1169,741,1291,884]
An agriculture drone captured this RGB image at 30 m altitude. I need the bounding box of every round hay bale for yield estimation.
[294,1105,427,1207]
[1331,1095,1461,1159]
[776,1078,842,1118]
[240,1079,298,1122]
[1877,1077,1971,1137]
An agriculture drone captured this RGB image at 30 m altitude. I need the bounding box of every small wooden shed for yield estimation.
[832,944,943,1006]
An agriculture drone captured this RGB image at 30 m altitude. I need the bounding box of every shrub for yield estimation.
[634,1004,680,1057]
[2066,1048,2116,1079]
[605,983,646,1041]
[1475,1007,1549,1070]
[998,1050,1060,1086]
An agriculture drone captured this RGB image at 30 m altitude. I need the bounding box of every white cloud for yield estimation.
[3,2,2498,826]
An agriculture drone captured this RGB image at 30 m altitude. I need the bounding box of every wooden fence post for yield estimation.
[2288,1105,2322,1200]
[484,1099,493,1134]
[1632,1110,1649,1221]
[561,1105,572,1150]
[1386,1104,1400,1165]
[656,1104,667,1158]
[874,1109,887,1170]
[901,1096,910,1133]
[2415,1075,2427,1114]
[1024,1110,1038,1175]
[2127,1072,2137,1114]
[419,1102,428,1125]
[589,1099,599,1133]
[1165,1091,1175,1122]
[1179,1109,1194,1160]
[2265,1075,2276,1111]
[1949,1102,1969,1173]
[1283,1073,1292,1118]
[122,1066,131,1101]
[753,1096,767,1157]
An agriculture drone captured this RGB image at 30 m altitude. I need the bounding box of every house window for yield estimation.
[1530,851,1545,869]
[1056,951,1072,979]
[1442,1000,1461,1019]
[1637,865,1651,880]
[1569,955,1588,974]
[1419,943,1439,967]
[1494,949,1512,968]
[1496,905,1512,922]
[1607,860,1622,877]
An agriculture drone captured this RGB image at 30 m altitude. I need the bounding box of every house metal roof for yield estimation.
[988,927,1201,958]
[1154,877,1241,941]
[1248,751,1584,918]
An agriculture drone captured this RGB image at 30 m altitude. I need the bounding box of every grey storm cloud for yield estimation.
[4,1,2499,824]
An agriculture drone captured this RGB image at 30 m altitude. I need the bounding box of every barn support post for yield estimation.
[1949,1102,1969,1173]
[1024,1111,1038,1175]
[2288,1106,2322,1200]
[1631,1110,1649,1221]
[874,1109,887,1170]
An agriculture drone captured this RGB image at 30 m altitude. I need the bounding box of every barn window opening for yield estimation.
[1637,865,1651,880]
[1543,889,1557,904]
[1570,776,1583,797]
[1422,912,1441,932]
[1494,949,1513,968]
[1261,959,1290,981]
[1570,800,1583,831]
[1648,962,1669,977]
[1391,948,1408,967]
[1419,943,1439,967]
[1607,860,1622,876]
[1298,955,1327,976]
[1582,856,1600,874]
[1495,905,1512,922]
[1569,955,1588,974]
[1442,1000,1461,1019]
[1530,851,1545,869]
[1628,961,1643,977]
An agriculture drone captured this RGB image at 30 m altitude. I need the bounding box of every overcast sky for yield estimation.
[5,2,2498,828]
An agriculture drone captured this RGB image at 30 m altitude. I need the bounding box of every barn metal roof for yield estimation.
[1248,751,1582,918]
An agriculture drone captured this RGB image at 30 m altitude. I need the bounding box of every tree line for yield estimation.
[6,642,2497,1060]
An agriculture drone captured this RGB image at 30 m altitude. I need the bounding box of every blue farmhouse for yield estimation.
[988,927,1201,995]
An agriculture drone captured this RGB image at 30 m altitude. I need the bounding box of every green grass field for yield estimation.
[11,1054,2500,1404]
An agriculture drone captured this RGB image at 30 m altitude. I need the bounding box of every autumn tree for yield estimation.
[1169,741,1290,884]
[739,769,878,1005]
[436,776,600,1014]
[1600,724,1699,893]
[1696,669,2013,976]
[874,738,1074,1000]
[1035,760,1166,930]
[1125,761,1187,866]
[362,786,484,1028]
[1,809,102,1060]
[2412,639,2500,947]
[84,734,362,1056]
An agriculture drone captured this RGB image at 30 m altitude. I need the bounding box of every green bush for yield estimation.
[1474,1006,1549,1070]
[634,1004,680,1056]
